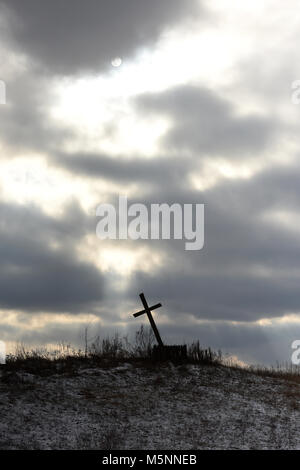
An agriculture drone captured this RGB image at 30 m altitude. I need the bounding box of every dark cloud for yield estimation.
[110,163,300,323]
[55,151,192,187]
[0,72,73,155]
[135,85,276,157]
[2,0,202,74]
[0,201,106,312]
[128,267,299,322]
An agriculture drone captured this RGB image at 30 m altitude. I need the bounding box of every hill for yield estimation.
[0,361,299,449]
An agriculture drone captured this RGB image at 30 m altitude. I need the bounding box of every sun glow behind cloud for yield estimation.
[78,232,166,279]
[49,13,253,158]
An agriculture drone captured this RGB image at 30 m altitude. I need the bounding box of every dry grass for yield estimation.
[3,326,223,376]
[3,328,300,385]
[247,363,300,385]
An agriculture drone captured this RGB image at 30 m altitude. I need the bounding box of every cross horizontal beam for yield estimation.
[133,303,162,318]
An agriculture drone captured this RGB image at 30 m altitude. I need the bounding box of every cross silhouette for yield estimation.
[133,292,164,346]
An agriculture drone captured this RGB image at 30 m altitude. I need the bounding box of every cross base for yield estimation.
[151,344,187,362]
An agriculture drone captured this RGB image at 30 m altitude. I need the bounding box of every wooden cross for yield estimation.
[133,292,164,346]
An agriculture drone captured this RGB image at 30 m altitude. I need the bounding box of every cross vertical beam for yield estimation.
[133,292,164,347]
[139,293,164,347]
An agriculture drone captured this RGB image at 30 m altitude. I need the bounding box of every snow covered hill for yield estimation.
[0,362,299,450]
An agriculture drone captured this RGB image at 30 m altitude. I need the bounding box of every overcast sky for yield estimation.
[1,0,300,365]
